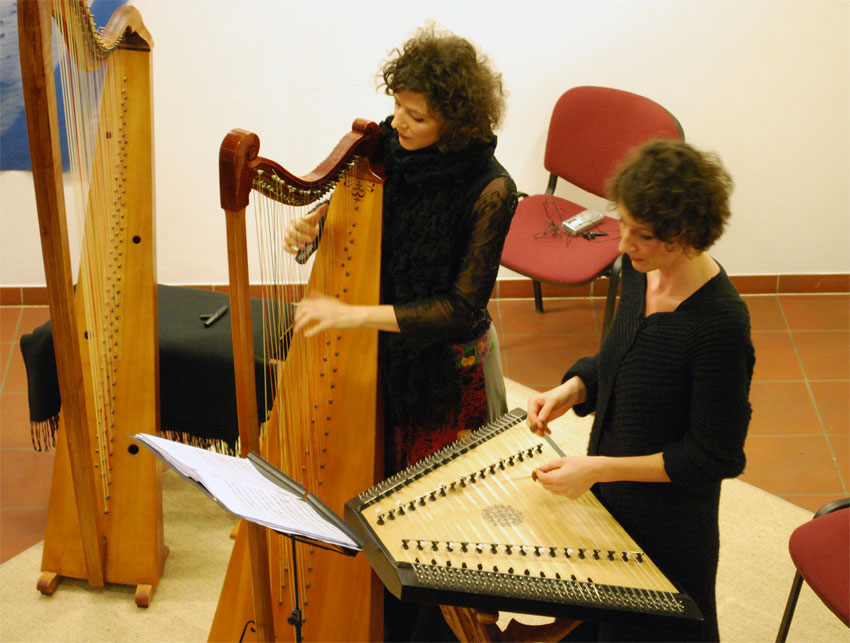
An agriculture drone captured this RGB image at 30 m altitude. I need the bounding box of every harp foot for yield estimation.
[135,584,155,608]
[37,571,60,596]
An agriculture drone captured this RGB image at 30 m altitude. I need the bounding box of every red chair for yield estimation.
[776,497,850,641]
[500,86,683,338]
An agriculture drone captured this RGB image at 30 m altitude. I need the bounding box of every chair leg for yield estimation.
[776,571,805,642]
[532,280,544,313]
[600,256,622,342]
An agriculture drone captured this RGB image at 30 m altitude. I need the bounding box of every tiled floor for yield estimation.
[1,293,848,564]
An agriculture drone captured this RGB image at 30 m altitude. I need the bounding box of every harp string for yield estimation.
[53,0,122,509]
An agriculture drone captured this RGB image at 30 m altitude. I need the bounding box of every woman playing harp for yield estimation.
[288,24,518,640]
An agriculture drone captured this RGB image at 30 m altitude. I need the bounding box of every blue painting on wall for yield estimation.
[0,0,127,171]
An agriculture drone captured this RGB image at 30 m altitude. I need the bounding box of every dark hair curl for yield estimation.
[607,140,734,251]
[379,24,505,153]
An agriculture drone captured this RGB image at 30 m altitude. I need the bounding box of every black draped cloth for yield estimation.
[20,285,290,454]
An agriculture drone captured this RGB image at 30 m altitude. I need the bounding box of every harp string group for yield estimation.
[53,0,129,508]
[249,162,362,615]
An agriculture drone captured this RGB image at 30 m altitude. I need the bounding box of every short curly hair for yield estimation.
[607,140,734,251]
[379,24,505,153]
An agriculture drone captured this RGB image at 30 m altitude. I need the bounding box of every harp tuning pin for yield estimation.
[621,552,629,562]
[549,547,557,557]
[578,548,586,559]
[490,544,498,554]
[607,551,615,561]
[592,549,600,560]
[416,541,424,551]
[401,539,409,550]
[377,514,384,525]
[460,542,468,552]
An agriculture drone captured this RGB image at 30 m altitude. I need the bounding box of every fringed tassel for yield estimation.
[30,416,60,452]
[159,429,239,456]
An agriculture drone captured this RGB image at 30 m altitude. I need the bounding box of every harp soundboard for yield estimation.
[345,408,702,628]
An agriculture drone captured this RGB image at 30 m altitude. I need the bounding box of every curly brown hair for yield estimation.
[607,140,734,251]
[379,24,505,153]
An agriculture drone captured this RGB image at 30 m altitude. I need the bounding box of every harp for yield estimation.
[210,123,385,642]
[345,408,703,630]
[17,0,164,606]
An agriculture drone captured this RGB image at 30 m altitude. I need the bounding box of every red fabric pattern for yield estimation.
[389,363,488,474]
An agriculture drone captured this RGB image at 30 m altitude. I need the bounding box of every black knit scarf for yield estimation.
[378,118,498,425]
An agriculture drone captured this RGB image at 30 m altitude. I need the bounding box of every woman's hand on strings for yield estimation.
[294,293,363,337]
[534,456,599,499]
[284,203,328,255]
[526,376,586,436]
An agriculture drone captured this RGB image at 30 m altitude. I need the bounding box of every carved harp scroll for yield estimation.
[212,120,385,642]
[18,0,164,606]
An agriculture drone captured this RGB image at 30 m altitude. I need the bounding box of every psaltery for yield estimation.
[18,0,164,605]
[345,408,703,629]
[210,122,385,641]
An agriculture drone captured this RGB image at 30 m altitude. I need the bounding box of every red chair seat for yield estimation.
[501,195,621,285]
[789,507,850,626]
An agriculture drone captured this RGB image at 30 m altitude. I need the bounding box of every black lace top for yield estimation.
[375,117,518,423]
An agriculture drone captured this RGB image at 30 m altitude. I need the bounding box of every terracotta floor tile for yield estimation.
[750,331,804,381]
[809,381,850,435]
[739,435,844,495]
[2,341,29,394]
[18,306,50,336]
[793,331,850,380]
[0,448,55,509]
[747,382,822,436]
[828,434,848,487]
[782,494,849,514]
[0,308,21,342]
[0,341,11,387]
[497,298,599,335]
[0,507,48,564]
[780,294,850,331]
[1,393,36,449]
[743,295,787,331]
[501,333,598,391]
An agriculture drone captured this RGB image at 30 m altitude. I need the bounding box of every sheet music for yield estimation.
[133,433,360,550]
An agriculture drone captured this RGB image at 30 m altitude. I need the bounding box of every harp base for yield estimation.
[36,545,169,607]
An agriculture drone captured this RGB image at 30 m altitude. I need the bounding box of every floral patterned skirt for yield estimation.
[387,331,493,474]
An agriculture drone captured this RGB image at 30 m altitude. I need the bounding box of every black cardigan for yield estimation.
[565,254,755,641]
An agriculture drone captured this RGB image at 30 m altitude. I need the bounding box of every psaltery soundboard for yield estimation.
[345,408,702,628]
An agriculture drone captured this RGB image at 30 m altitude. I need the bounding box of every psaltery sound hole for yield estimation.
[128,444,139,455]
[482,503,523,527]
[132,235,141,244]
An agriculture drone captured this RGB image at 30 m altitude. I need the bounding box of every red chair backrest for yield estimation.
[543,86,683,198]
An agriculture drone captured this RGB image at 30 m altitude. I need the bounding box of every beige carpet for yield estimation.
[0,379,845,642]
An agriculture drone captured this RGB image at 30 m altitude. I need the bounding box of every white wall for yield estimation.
[2,0,848,287]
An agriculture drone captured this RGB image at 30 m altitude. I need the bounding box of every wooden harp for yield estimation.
[18,0,164,606]
[210,122,385,642]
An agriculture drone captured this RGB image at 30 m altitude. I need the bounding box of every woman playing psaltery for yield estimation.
[527,140,755,642]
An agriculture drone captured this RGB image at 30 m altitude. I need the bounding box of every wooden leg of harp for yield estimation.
[135,584,154,608]
[37,571,61,596]
[440,605,581,643]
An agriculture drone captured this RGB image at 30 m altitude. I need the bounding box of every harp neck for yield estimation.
[218,119,383,212]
